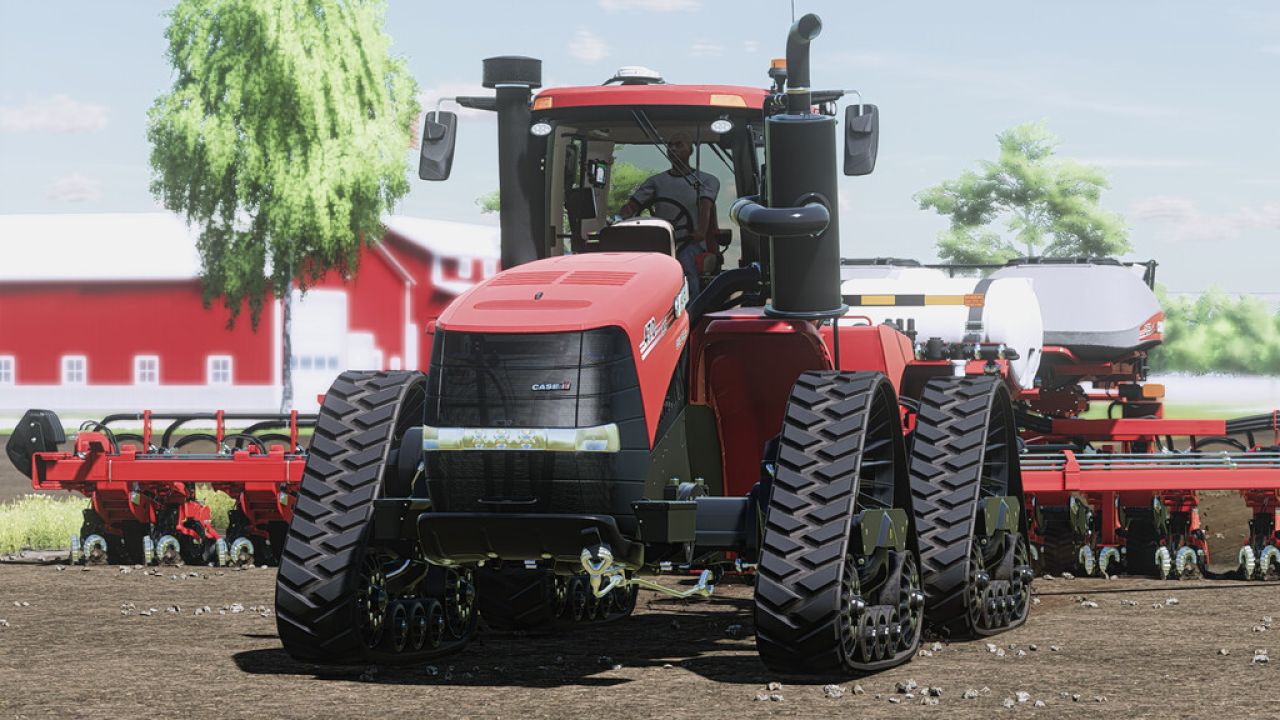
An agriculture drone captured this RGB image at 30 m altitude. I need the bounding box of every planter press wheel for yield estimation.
[908,376,1034,638]
[754,371,924,675]
[275,371,477,665]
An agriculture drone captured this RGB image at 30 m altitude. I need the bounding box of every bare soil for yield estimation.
[0,560,1275,719]
[2,436,1275,717]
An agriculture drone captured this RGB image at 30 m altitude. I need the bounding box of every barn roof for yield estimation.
[0,212,499,282]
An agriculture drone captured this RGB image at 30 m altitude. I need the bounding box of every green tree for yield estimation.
[148,0,418,410]
[1149,287,1280,374]
[915,122,1130,264]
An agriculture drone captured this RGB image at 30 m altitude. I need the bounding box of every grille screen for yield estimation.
[425,327,648,516]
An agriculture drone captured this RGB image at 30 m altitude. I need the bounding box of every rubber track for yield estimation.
[275,371,423,664]
[475,567,557,631]
[1037,513,1077,575]
[908,376,1026,637]
[754,371,893,674]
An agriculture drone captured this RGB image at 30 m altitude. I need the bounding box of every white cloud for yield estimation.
[571,28,609,63]
[1130,195,1280,242]
[598,0,699,12]
[690,42,722,58]
[1262,44,1280,55]
[47,173,102,203]
[1075,156,1203,170]
[743,40,759,53]
[0,95,108,133]
[834,51,1176,120]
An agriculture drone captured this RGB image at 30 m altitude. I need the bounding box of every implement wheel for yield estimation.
[908,376,1033,638]
[754,371,923,675]
[275,371,476,665]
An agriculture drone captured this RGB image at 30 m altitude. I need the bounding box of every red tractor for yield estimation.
[275,14,1032,674]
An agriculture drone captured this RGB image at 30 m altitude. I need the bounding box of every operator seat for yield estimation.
[589,218,676,255]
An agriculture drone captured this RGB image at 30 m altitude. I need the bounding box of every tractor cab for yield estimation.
[419,57,879,290]
[528,80,768,282]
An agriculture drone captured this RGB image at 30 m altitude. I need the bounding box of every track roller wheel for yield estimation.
[567,576,589,622]
[275,371,475,665]
[424,599,446,648]
[754,371,923,675]
[908,376,1033,638]
[386,602,410,654]
[407,601,428,652]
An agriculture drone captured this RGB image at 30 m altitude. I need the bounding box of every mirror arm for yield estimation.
[454,95,498,113]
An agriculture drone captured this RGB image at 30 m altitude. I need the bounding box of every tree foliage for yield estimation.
[477,160,652,217]
[1149,287,1280,375]
[915,122,1131,264]
[148,0,419,324]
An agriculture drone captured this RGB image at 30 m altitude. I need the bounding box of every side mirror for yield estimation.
[843,103,879,176]
[418,111,458,181]
[564,186,598,221]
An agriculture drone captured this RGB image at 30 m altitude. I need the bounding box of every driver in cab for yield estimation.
[612,131,718,294]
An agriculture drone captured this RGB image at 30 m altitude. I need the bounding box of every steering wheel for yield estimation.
[641,197,695,243]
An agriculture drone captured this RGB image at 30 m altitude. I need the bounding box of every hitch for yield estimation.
[579,542,715,601]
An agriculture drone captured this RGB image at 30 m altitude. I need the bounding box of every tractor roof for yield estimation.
[531,84,768,113]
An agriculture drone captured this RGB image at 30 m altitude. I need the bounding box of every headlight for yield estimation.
[422,423,620,453]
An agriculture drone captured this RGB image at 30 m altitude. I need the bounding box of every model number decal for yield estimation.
[639,284,689,361]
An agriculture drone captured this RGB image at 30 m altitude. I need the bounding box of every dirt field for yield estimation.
[2,436,1275,718]
[0,560,1274,719]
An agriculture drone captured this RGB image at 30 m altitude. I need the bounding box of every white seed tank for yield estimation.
[839,264,1044,389]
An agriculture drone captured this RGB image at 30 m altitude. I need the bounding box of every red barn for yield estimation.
[0,213,498,419]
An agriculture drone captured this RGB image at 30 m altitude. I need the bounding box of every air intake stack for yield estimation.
[729,13,845,319]
[483,56,543,269]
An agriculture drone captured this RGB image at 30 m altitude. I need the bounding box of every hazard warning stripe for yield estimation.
[843,294,985,308]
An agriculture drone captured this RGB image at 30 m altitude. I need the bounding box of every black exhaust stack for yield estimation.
[729,13,845,320]
[482,56,543,269]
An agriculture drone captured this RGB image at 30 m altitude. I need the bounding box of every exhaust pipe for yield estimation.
[730,12,844,320]
[784,13,822,114]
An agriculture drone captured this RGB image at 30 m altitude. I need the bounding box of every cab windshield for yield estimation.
[540,109,764,268]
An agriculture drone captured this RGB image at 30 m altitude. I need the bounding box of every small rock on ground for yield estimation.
[896,679,919,693]
[1016,691,1031,703]
[822,684,845,699]
[962,689,979,700]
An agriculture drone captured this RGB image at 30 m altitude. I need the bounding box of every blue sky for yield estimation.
[2,0,1277,293]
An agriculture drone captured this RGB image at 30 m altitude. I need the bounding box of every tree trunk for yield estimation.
[280,289,293,413]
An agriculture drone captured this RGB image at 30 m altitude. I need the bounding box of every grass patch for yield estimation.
[0,495,87,555]
[0,488,237,556]
[195,485,235,532]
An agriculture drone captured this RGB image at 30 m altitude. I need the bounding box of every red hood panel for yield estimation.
[439,253,689,445]
[439,253,684,335]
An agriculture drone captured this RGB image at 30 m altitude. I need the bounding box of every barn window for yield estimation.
[207,355,233,385]
[0,356,13,385]
[61,356,86,385]
[134,355,159,385]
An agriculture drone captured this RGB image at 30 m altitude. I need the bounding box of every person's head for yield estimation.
[666,131,693,169]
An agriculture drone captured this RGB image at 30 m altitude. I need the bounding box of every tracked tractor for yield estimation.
[274,14,1033,673]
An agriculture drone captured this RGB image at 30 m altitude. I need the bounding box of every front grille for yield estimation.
[425,327,649,518]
